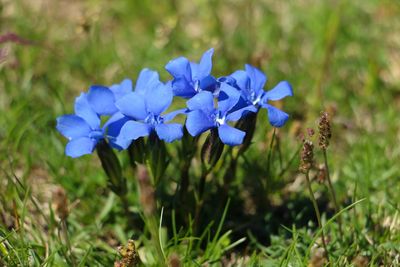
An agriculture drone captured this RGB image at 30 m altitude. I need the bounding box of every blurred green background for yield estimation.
[1,0,399,266]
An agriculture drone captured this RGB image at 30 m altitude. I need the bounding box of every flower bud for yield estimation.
[201,128,224,170]
[180,127,198,158]
[147,134,168,184]
[235,112,257,155]
[96,140,127,196]
[128,137,146,166]
[307,128,315,137]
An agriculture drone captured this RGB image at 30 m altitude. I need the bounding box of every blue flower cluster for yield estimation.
[57,48,293,158]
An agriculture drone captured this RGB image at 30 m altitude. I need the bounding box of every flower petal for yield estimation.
[218,83,241,114]
[229,70,249,90]
[56,115,91,139]
[87,85,118,115]
[245,64,267,93]
[103,112,130,137]
[264,81,293,101]
[115,121,151,149]
[145,83,173,115]
[218,124,245,146]
[165,56,192,80]
[171,77,196,98]
[135,69,160,95]
[190,62,200,80]
[155,123,183,143]
[65,137,97,158]
[115,92,148,120]
[263,104,289,127]
[186,110,215,136]
[226,105,258,122]
[199,75,217,93]
[105,113,131,150]
[197,48,214,78]
[74,93,100,130]
[163,108,188,122]
[186,91,214,111]
[110,79,133,100]
[218,75,237,87]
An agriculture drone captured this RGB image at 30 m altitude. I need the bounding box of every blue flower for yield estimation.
[185,83,256,146]
[109,78,133,101]
[229,64,293,127]
[165,48,218,98]
[112,72,184,149]
[84,85,119,116]
[109,68,160,100]
[56,91,103,157]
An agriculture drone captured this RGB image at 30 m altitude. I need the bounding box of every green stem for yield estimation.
[265,128,276,190]
[120,194,132,224]
[179,161,190,202]
[266,129,276,173]
[198,168,209,200]
[304,172,330,265]
[222,153,237,196]
[323,149,343,237]
[194,168,209,233]
[119,194,143,231]
[278,144,302,178]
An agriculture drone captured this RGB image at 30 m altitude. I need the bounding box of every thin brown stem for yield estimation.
[305,172,330,265]
[323,149,343,236]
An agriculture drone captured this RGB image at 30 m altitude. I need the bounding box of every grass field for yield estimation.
[1,0,400,266]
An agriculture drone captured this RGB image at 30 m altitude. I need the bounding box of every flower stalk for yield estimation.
[96,141,126,196]
[178,129,198,202]
[318,111,343,236]
[96,141,142,230]
[300,140,330,264]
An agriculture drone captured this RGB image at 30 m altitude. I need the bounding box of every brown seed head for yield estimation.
[114,240,139,267]
[299,140,314,174]
[307,128,315,137]
[137,165,156,216]
[318,111,331,149]
[168,253,181,267]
